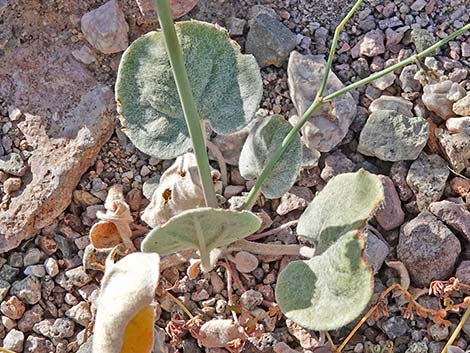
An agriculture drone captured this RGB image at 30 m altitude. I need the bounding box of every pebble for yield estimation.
[353,29,386,57]
[369,96,413,117]
[44,258,59,277]
[399,65,421,93]
[10,275,42,305]
[364,229,389,273]
[50,318,75,339]
[320,151,355,182]
[429,200,470,241]
[211,131,248,166]
[358,110,428,161]
[197,319,242,348]
[191,288,209,302]
[23,335,54,353]
[371,72,396,90]
[227,17,246,36]
[422,80,466,119]
[18,304,44,332]
[224,185,244,199]
[23,248,44,266]
[142,174,161,200]
[3,177,21,193]
[276,186,313,216]
[411,27,435,53]
[288,51,357,152]
[71,45,96,65]
[66,302,92,327]
[446,116,470,135]
[0,280,11,302]
[405,341,428,353]
[239,290,263,311]
[381,316,410,339]
[435,128,470,173]
[245,13,296,68]
[8,107,22,121]
[406,153,449,211]
[410,0,426,11]
[81,0,129,54]
[65,266,92,288]
[456,261,470,285]
[397,210,460,287]
[453,94,470,116]
[3,329,25,352]
[0,296,25,320]
[24,265,46,278]
[428,323,449,341]
[376,175,405,230]
[0,264,19,282]
[0,152,27,176]
[462,42,470,57]
[234,251,259,273]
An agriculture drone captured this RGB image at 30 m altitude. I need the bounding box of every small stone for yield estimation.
[247,5,277,19]
[364,229,389,274]
[429,200,470,241]
[65,266,92,288]
[288,51,357,152]
[381,316,410,339]
[320,151,355,182]
[398,211,461,287]
[371,72,396,90]
[462,42,470,58]
[44,258,59,277]
[0,296,25,320]
[224,185,244,199]
[411,27,435,53]
[8,107,22,122]
[18,305,44,332]
[358,110,429,162]
[8,252,23,267]
[3,329,24,352]
[0,152,27,176]
[10,276,42,304]
[81,0,129,54]
[422,80,466,119]
[0,264,19,282]
[446,116,470,135]
[66,302,92,327]
[369,96,413,117]
[135,0,198,20]
[191,289,209,302]
[453,94,470,116]
[211,130,248,166]
[246,13,297,68]
[428,323,449,341]
[399,65,421,93]
[376,175,405,230]
[276,186,314,216]
[140,165,151,177]
[240,290,263,311]
[227,17,246,36]
[198,319,242,348]
[410,0,426,11]
[456,261,470,284]
[23,335,54,353]
[73,190,101,206]
[24,265,46,278]
[0,280,11,302]
[210,272,225,294]
[234,251,259,273]
[406,153,449,211]
[50,318,75,338]
[23,248,44,266]
[354,29,386,57]
[71,45,96,65]
[3,177,21,193]
[435,128,470,173]
[142,174,161,200]
[405,341,428,353]
[126,188,142,211]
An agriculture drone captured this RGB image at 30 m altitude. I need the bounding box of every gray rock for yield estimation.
[381,316,410,339]
[246,13,297,68]
[10,275,42,304]
[369,96,413,117]
[453,94,470,116]
[81,0,129,54]
[276,186,313,216]
[405,342,428,353]
[410,0,426,11]
[358,110,429,161]
[435,128,470,173]
[142,174,161,200]
[429,200,470,241]
[18,304,44,332]
[23,248,44,266]
[411,28,436,53]
[65,266,92,288]
[352,29,386,57]
[406,153,449,210]
[247,5,277,19]
[227,17,246,36]
[3,329,25,352]
[0,264,19,282]
[376,175,405,231]
[399,65,421,93]
[320,151,355,182]
[428,323,449,341]
[364,229,389,274]
[422,80,466,119]
[0,279,10,301]
[66,302,92,326]
[0,153,27,176]
[446,117,470,135]
[0,0,8,16]
[211,130,248,166]
[240,290,263,311]
[288,51,357,152]
[50,318,75,339]
[456,261,470,285]
[371,72,396,90]
[390,161,414,202]
[397,211,461,287]
[72,45,96,65]
[24,335,54,353]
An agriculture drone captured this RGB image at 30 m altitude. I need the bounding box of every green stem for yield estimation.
[241,23,470,210]
[316,0,363,99]
[441,305,470,353]
[155,0,218,208]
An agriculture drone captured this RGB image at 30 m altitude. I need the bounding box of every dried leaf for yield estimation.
[386,261,410,290]
[92,252,160,353]
[142,153,221,227]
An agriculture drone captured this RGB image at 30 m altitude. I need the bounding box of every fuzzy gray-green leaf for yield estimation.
[275,230,373,331]
[239,115,302,199]
[141,207,261,271]
[297,170,384,254]
[116,21,263,159]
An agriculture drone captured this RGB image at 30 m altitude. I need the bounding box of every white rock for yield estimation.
[446,116,470,135]
[3,329,25,352]
[44,258,59,277]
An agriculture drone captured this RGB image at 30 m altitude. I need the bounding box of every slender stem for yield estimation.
[316,0,363,99]
[323,23,470,102]
[241,23,470,210]
[155,0,218,208]
[441,305,470,353]
[227,239,315,257]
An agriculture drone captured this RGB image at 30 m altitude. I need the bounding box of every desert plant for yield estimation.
[94,0,470,345]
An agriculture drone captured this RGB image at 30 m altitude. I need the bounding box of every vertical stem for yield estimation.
[155,0,218,208]
[441,305,470,353]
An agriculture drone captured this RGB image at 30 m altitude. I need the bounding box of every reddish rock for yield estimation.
[376,175,405,231]
[136,0,199,20]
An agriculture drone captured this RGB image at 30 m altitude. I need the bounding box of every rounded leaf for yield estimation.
[297,170,384,254]
[141,207,261,271]
[275,230,373,330]
[239,115,302,199]
[116,21,263,159]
